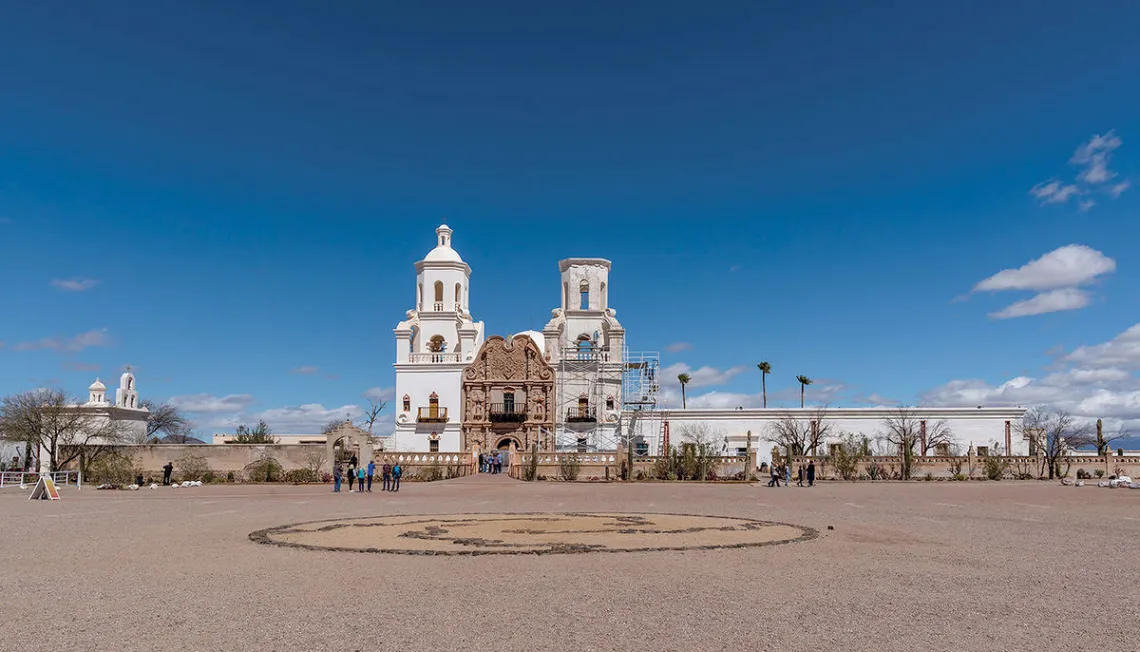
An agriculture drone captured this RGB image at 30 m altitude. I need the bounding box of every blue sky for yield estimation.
[2,1,1139,437]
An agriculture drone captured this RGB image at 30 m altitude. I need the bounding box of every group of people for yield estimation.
[768,460,816,487]
[333,455,402,493]
[478,452,504,474]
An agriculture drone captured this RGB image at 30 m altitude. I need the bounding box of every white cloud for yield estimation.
[290,365,320,375]
[1064,323,1140,369]
[169,393,257,414]
[51,278,99,292]
[973,245,1115,293]
[989,288,1091,319]
[665,342,693,353]
[363,387,395,402]
[1070,130,1122,185]
[1031,131,1129,207]
[662,362,746,388]
[1030,180,1079,205]
[13,328,110,353]
[253,403,364,432]
[921,322,1140,431]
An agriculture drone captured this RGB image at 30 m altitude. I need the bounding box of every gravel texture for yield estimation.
[2,476,1138,652]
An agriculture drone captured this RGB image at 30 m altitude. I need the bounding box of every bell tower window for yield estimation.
[579,280,590,310]
[402,395,411,412]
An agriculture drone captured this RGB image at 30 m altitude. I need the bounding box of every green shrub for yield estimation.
[984,456,1009,481]
[1076,469,1090,480]
[558,455,581,481]
[923,472,934,482]
[417,463,444,482]
[283,468,321,484]
[866,463,884,481]
[175,452,211,482]
[244,456,283,482]
[86,451,141,485]
[1095,469,1105,478]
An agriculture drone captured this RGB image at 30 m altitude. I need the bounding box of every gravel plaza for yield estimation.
[2,475,1138,652]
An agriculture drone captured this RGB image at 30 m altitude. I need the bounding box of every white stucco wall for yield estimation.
[624,407,1028,465]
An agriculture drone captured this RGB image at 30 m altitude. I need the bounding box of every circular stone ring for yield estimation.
[250,512,817,556]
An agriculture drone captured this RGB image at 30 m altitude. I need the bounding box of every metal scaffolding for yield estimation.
[620,350,664,456]
[553,335,622,452]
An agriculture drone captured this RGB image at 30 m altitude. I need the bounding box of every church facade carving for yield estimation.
[460,334,555,452]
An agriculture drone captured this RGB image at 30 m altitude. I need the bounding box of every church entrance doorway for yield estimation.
[496,437,519,451]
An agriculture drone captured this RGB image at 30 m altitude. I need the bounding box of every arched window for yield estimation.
[418,283,423,310]
[606,395,615,410]
[402,395,411,412]
[563,282,569,309]
[600,281,606,308]
[576,334,592,360]
[434,281,444,303]
[428,335,446,352]
[579,280,590,310]
[455,283,462,308]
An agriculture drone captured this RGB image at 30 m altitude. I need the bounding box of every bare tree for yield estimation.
[674,422,726,481]
[140,400,191,443]
[0,388,130,472]
[879,406,946,480]
[357,399,387,437]
[767,406,832,458]
[321,419,344,436]
[1015,406,1094,479]
[302,447,327,477]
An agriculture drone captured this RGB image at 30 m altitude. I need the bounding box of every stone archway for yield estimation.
[325,421,372,474]
[495,437,520,451]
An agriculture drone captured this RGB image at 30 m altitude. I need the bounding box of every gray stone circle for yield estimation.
[249,512,819,556]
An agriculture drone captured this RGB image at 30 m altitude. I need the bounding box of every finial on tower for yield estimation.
[436,223,452,247]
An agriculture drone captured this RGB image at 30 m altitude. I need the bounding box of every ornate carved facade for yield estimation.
[461,334,555,452]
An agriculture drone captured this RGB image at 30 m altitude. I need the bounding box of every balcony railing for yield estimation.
[489,403,527,423]
[409,352,462,364]
[417,406,449,423]
[432,302,445,311]
[566,407,597,423]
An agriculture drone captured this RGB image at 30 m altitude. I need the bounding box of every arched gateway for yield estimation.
[325,421,373,473]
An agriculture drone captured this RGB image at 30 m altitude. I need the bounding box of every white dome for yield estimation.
[424,244,464,263]
[88,378,106,391]
[516,331,545,356]
[422,223,465,263]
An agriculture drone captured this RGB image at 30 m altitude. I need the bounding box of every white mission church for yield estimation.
[388,225,1027,465]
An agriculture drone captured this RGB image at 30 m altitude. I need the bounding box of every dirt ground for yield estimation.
[1,475,1137,652]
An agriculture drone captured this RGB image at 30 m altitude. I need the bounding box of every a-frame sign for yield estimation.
[28,476,61,501]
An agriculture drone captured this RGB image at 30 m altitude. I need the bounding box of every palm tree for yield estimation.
[678,373,691,409]
[757,362,772,408]
[796,375,813,408]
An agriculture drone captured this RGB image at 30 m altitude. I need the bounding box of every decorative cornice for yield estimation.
[559,258,611,272]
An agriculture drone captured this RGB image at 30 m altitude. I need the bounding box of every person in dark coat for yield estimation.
[806,461,816,487]
[162,462,174,486]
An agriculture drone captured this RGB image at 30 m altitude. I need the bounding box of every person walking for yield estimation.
[796,465,804,487]
[784,463,791,487]
[366,460,375,492]
[382,462,392,491]
[333,462,343,493]
[807,460,816,487]
[162,461,174,486]
[767,465,781,487]
[391,463,402,492]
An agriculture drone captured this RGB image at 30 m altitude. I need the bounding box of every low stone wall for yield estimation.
[100,445,476,482]
[786,453,1140,480]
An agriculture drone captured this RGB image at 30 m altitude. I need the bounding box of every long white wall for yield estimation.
[628,407,1028,465]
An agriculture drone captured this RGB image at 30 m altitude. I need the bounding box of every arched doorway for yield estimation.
[495,437,520,451]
